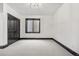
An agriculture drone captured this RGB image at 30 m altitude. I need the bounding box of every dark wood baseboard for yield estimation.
[20,38,52,40]
[20,38,79,56]
[0,39,19,49]
[0,38,79,56]
[51,38,79,56]
[0,44,8,49]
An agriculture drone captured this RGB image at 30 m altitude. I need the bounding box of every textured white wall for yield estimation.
[52,3,79,53]
[20,15,54,38]
[0,3,5,46]
[0,3,3,13]
[0,13,3,46]
[71,4,79,53]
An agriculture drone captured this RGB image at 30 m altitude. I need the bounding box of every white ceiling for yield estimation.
[7,3,63,15]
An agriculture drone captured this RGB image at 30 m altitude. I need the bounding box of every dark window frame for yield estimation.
[25,18,40,33]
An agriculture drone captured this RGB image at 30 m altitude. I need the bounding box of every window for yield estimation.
[25,18,40,33]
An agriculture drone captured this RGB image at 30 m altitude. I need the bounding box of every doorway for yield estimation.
[8,13,20,45]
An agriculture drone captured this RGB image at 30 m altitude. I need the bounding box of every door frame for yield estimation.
[7,13,20,40]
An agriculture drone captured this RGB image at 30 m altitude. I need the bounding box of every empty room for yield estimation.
[0,3,79,56]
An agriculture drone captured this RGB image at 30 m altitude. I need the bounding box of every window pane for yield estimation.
[27,20,33,32]
[34,20,39,32]
[26,18,40,33]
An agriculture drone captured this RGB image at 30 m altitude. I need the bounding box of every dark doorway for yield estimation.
[8,13,20,45]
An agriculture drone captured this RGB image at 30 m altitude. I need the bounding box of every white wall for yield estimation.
[71,4,79,53]
[0,13,4,46]
[0,3,3,13]
[20,15,54,38]
[52,3,79,53]
[0,3,4,46]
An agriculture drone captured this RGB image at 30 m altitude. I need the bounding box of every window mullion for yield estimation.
[32,20,34,32]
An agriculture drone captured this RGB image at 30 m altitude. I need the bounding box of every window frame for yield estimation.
[25,18,40,33]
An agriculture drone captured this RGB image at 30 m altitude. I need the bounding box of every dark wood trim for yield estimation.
[25,32,40,33]
[26,18,40,20]
[0,37,79,56]
[0,44,8,49]
[51,38,79,56]
[0,40,18,49]
[20,38,52,40]
[20,38,79,56]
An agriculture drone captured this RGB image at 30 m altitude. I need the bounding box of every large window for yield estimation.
[25,18,40,33]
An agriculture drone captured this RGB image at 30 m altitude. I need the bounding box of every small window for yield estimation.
[25,18,40,33]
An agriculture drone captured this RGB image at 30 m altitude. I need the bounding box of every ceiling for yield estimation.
[7,3,63,15]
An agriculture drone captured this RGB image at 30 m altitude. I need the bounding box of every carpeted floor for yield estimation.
[0,39,73,56]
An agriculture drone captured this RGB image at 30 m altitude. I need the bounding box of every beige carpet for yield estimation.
[0,39,72,56]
